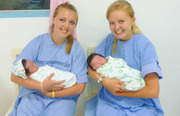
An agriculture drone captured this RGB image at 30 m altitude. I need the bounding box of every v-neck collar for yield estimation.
[46,33,68,47]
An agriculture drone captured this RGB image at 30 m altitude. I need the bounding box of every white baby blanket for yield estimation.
[30,65,76,88]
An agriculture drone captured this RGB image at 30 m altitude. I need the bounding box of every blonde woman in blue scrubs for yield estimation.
[87,0,164,116]
[9,2,88,116]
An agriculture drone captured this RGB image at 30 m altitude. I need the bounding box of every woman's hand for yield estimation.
[40,83,86,98]
[42,73,65,91]
[87,67,128,93]
[40,90,52,97]
[102,77,128,93]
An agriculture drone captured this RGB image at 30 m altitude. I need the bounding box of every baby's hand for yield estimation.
[42,73,65,91]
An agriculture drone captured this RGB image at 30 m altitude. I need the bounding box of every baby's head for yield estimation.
[12,59,39,79]
[87,53,107,70]
[22,59,39,77]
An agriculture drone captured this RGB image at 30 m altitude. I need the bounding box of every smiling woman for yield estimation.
[85,0,164,116]
[9,2,89,116]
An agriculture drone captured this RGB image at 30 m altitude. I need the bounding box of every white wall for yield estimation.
[0,0,180,116]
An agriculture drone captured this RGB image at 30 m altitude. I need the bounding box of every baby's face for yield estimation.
[25,60,39,75]
[91,55,107,70]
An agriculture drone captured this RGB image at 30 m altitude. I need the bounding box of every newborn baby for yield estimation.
[12,59,76,88]
[87,53,145,91]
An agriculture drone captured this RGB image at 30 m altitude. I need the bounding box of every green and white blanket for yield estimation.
[96,56,145,91]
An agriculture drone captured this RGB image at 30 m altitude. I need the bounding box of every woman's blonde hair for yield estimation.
[50,2,78,54]
[106,0,142,54]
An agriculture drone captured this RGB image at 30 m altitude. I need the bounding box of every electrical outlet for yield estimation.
[87,47,95,56]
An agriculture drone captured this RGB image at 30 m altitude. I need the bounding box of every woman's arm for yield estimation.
[41,83,86,97]
[88,67,159,98]
[11,72,65,91]
[88,67,127,92]
[112,73,159,98]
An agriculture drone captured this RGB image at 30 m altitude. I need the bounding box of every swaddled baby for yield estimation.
[87,53,145,91]
[12,59,76,88]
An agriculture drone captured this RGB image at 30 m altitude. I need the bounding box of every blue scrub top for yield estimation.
[15,33,89,97]
[94,33,164,116]
[10,33,89,116]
